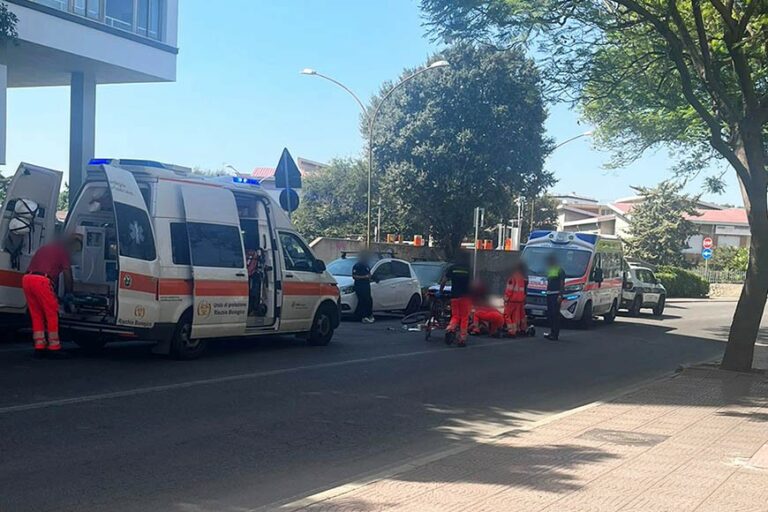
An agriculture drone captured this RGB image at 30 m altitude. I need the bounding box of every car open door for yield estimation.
[181,185,248,338]
[103,164,160,329]
[0,163,62,311]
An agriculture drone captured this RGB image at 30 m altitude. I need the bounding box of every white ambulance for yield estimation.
[522,231,624,328]
[0,159,340,358]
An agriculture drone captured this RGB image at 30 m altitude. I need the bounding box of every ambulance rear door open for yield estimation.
[181,185,249,339]
[0,163,62,311]
[103,164,160,329]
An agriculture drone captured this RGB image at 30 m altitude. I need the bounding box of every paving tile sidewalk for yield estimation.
[284,367,768,512]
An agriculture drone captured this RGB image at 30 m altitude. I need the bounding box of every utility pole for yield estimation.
[473,207,484,279]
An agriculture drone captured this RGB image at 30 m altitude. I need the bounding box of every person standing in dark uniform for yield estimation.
[440,254,472,347]
[352,252,375,324]
[544,253,566,340]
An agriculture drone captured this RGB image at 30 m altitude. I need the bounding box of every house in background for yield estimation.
[4,0,179,194]
[553,193,749,260]
[251,157,327,204]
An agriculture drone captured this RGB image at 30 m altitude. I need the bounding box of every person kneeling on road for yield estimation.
[440,254,471,347]
[470,305,505,337]
[21,233,82,357]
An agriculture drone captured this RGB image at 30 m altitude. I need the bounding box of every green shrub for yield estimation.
[656,266,710,298]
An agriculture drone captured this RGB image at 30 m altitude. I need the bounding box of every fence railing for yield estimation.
[693,268,746,284]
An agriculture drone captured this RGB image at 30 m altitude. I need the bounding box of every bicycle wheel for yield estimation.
[402,312,428,325]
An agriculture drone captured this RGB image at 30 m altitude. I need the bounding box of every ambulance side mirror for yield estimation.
[312,259,326,273]
[592,268,604,283]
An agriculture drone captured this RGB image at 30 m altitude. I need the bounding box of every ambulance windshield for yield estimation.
[522,247,592,278]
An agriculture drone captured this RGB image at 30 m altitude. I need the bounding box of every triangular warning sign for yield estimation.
[274,148,302,189]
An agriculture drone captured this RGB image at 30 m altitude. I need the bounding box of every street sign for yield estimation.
[279,189,300,212]
[702,248,713,260]
[703,237,713,249]
[274,148,302,189]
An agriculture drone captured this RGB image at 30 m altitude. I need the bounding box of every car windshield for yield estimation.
[411,263,447,286]
[327,258,358,276]
[522,247,592,278]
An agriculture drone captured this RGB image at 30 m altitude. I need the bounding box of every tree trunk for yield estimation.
[721,129,768,371]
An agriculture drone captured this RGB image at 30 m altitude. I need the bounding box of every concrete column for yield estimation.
[0,64,7,165]
[69,72,96,205]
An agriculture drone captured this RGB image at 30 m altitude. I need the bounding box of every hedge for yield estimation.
[655,266,710,298]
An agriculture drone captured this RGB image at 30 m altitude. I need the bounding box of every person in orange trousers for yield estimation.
[504,262,528,337]
[21,234,81,357]
[440,255,472,347]
[471,305,505,336]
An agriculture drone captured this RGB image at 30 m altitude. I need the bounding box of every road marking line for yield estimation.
[0,339,512,415]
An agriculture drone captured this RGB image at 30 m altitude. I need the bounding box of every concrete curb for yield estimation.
[260,355,720,512]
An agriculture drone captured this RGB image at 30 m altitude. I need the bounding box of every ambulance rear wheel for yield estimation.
[171,314,206,360]
[74,335,108,353]
[308,304,335,346]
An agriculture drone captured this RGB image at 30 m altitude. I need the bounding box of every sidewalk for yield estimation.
[282,367,768,511]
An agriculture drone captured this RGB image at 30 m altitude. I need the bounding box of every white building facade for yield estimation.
[2,0,178,194]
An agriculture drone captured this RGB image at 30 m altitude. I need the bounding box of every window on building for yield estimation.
[279,232,314,272]
[105,0,134,31]
[115,202,156,261]
[170,223,190,266]
[34,0,68,12]
[137,0,164,40]
[187,223,244,269]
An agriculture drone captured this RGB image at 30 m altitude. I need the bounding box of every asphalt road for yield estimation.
[0,301,740,511]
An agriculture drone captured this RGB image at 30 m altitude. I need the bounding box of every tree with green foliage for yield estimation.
[522,194,559,242]
[293,158,406,241]
[421,0,768,370]
[624,182,700,267]
[57,182,69,212]
[709,245,749,272]
[366,44,553,257]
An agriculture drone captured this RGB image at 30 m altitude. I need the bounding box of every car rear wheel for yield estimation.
[653,295,666,317]
[629,295,642,317]
[603,300,617,324]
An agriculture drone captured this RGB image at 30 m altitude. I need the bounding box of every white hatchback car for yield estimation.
[327,256,422,317]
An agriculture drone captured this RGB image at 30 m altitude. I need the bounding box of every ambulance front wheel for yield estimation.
[308,304,336,346]
[171,313,207,360]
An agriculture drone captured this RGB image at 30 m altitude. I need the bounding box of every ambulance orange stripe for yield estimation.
[194,281,249,297]
[283,282,339,296]
[158,278,193,296]
[119,272,158,295]
[0,269,23,288]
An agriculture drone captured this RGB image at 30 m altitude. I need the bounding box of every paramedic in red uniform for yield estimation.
[22,234,82,355]
[504,262,528,336]
[440,254,472,347]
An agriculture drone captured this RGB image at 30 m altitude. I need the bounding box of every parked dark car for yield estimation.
[411,261,451,308]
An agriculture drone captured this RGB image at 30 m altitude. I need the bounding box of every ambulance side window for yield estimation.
[187,223,244,269]
[170,223,191,265]
[279,232,314,272]
[115,202,156,261]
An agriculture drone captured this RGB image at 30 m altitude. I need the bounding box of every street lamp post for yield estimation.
[302,60,449,247]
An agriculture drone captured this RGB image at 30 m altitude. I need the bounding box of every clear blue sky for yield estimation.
[3,0,743,206]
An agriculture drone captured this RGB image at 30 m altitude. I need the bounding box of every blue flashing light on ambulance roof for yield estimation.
[232,176,260,186]
[88,158,113,166]
[88,158,169,169]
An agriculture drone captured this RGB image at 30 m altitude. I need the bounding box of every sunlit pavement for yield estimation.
[0,301,759,512]
[280,367,768,512]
